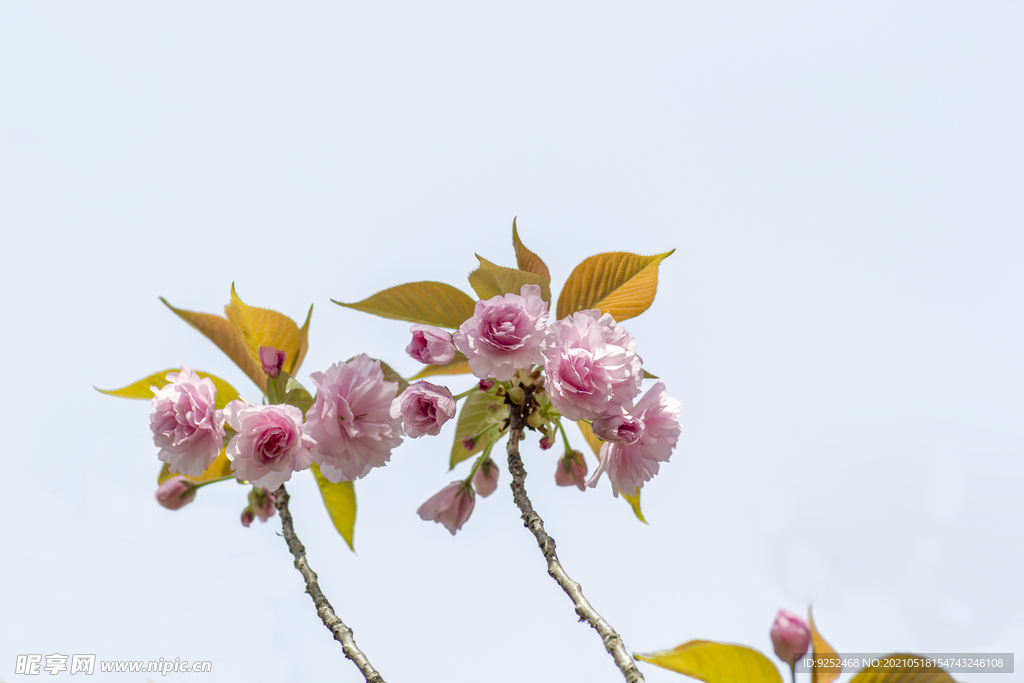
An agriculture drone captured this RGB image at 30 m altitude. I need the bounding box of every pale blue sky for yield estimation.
[1,2,1021,682]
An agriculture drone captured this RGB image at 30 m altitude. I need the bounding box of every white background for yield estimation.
[1,2,1021,682]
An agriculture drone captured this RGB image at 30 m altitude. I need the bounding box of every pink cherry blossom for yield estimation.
[554,450,588,490]
[225,400,315,491]
[155,476,196,510]
[150,366,226,477]
[540,310,642,421]
[241,509,255,527]
[591,413,645,444]
[305,354,404,483]
[472,459,499,497]
[417,482,475,535]
[259,346,287,378]
[586,382,681,497]
[452,284,549,381]
[390,381,457,438]
[770,609,810,663]
[252,488,277,522]
[406,325,457,365]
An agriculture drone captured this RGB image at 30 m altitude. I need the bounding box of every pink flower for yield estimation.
[472,459,499,497]
[390,381,457,438]
[259,346,287,378]
[586,382,681,497]
[591,413,645,444]
[241,509,255,527]
[251,488,277,522]
[406,325,457,365]
[452,284,549,381]
[155,476,196,510]
[540,310,642,421]
[417,482,475,535]
[555,450,588,490]
[305,354,404,483]
[770,609,810,664]
[225,400,315,491]
[150,366,226,477]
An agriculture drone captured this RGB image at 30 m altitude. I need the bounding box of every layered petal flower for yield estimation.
[155,476,196,510]
[406,325,457,365]
[305,354,404,483]
[540,310,642,421]
[586,382,681,497]
[225,401,315,491]
[150,366,226,477]
[390,381,457,438]
[453,285,549,381]
[417,482,475,535]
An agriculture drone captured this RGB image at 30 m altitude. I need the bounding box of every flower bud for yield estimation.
[417,482,476,535]
[526,410,546,429]
[155,476,197,510]
[507,386,526,405]
[472,459,500,497]
[478,378,495,391]
[462,437,475,451]
[406,325,458,365]
[539,435,554,450]
[770,609,810,664]
[249,488,277,522]
[554,450,588,491]
[240,508,255,527]
[259,346,287,379]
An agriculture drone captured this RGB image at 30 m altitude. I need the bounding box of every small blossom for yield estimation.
[155,477,196,510]
[452,284,549,381]
[305,354,404,483]
[540,310,642,421]
[390,381,457,438]
[586,382,681,497]
[150,366,226,477]
[241,508,255,527]
[770,609,810,664]
[472,459,499,497]
[259,346,287,379]
[406,325,458,365]
[539,435,554,450]
[555,450,588,490]
[225,401,315,491]
[251,488,277,522]
[591,413,645,444]
[417,482,475,535]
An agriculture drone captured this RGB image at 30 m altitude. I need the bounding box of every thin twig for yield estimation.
[505,406,646,683]
[275,485,386,683]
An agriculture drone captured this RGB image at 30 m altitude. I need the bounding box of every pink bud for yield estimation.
[406,325,458,365]
[463,437,475,451]
[240,509,255,527]
[472,459,499,497]
[155,476,196,510]
[554,450,588,491]
[770,609,810,664]
[417,482,475,535]
[259,346,287,379]
[250,488,277,522]
[539,435,554,450]
[478,378,495,391]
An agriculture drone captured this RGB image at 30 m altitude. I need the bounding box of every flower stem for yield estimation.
[452,385,479,402]
[464,440,494,484]
[274,484,385,683]
[556,420,574,454]
[505,395,645,682]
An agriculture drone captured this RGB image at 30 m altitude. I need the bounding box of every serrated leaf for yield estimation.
[157,448,234,485]
[848,655,955,683]
[410,354,472,379]
[468,255,551,304]
[450,390,506,469]
[97,369,240,410]
[311,463,357,551]
[270,371,315,414]
[225,284,303,377]
[334,281,476,330]
[160,296,267,394]
[556,250,674,322]
[512,218,551,283]
[810,608,841,683]
[635,640,783,683]
[378,359,410,396]
[293,304,313,374]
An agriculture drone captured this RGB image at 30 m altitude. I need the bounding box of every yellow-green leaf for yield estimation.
[450,390,507,469]
[293,304,313,374]
[311,463,357,551]
[623,490,647,523]
[224,284,303,376]
[643,369,659,379]
[848,655,956,683]
[411,354,472,379]
[333,281,476,330]
[556,250,674,322]
[378,359,410,396]
[577,420,645,521]
[160,296,267,394]
[468,255,551,305]
[157,448,234,485]
[810,608,841,683]
[97,369,240,410]
[512,218,551,284]
[635,640,783,683]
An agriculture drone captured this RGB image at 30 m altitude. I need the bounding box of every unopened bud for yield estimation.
[526,410,546,429]
[249,488,277,522]
[770,609,810,664]
[539,436,554,450]
[478,378,495,391]
[462,437,475,451]
[508,386,525,405]
[240,508,255,527]
[259,346,287,379]
[555,450,588,490]
[155,477,197,511]
[472,459,500,498]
